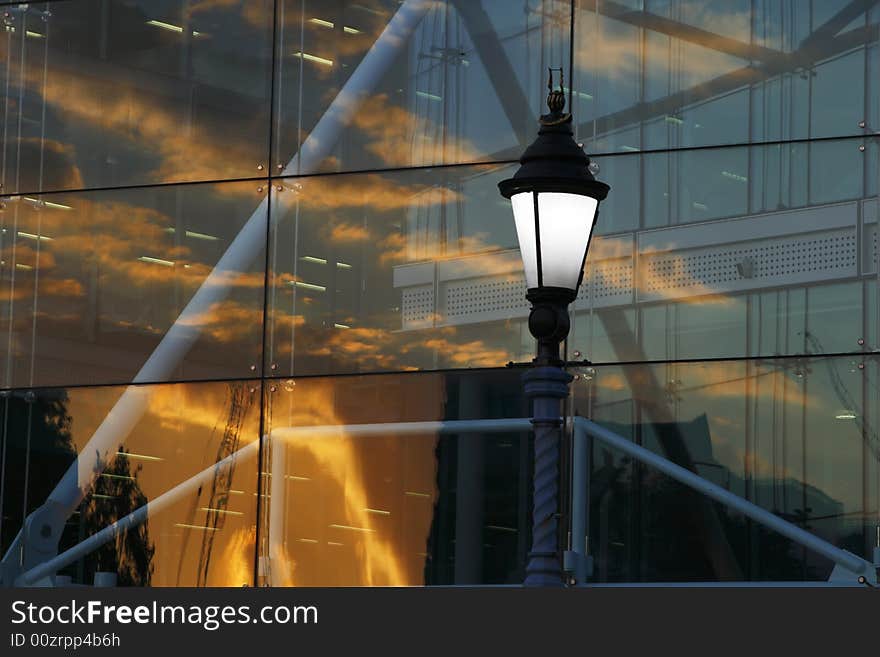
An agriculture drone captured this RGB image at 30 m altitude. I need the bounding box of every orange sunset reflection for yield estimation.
[263,374,444,586]
[57,380,262,586]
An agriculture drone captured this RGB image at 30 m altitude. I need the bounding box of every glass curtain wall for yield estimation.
[0,0,877,586]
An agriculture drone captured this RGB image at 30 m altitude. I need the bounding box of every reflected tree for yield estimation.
[0,390,154,585]
[79,448,155,586]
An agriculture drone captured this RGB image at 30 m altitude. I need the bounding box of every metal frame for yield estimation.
[9,416,877,587]
[568,417,878,586]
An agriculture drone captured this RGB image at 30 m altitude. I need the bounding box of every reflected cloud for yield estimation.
[1,193,265,360]
[330,223,372,243]
[297,324,419,371]
[9,138,84,192]
[185,0,268,30]
[351,93,482,168]
[576,3,753,88]
[594,360,825,409]
[267,376,442,585]
[685,361,823,409]
[267,293,521,372]
[176,301,265,345]
[419,336,510,368]
[295,174,461,213]
[592,371,628,393]
[11,63,264,190]
[378,231,502,264]
[3,0,463,191]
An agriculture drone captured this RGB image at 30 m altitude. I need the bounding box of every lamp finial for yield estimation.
[542,68,569,125]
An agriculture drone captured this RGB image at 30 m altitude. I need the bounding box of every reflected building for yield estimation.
[0,0,878,586]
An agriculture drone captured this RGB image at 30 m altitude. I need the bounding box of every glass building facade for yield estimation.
[0,0,877,586]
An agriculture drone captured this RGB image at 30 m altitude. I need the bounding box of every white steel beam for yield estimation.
[1,0,435,576]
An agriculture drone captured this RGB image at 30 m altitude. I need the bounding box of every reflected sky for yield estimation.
[0,358,875,586]
[0,0,874,197]
[0,181,267,387]
[5,380,265,586]
[0,135,871,387]
[0,0,877,589]
[579,355,870,513]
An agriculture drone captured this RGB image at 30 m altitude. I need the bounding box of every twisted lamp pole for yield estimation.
[499,71,610,586]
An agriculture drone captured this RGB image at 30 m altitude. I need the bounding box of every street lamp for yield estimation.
[499,71,609,586]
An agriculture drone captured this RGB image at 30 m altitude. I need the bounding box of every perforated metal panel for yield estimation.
[576,258,635,310]
[394,202,867,330]
[444,277,529,325]
[401,285,434,329]
[593,260,633,299]
[438,257,637,326]
[640,230,857,302]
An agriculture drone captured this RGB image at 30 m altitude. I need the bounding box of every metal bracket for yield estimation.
[828,560,877,587]
[563,550,593,585]
[0,500,67,587]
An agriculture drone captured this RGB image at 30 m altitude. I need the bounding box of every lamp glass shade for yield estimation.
[510,191,599,291]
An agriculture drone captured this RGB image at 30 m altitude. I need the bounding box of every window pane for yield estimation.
[258,369,531,586]
[1,379,261,587]
[574,0,878,153]
[266,137,875,375]
[0,0,273,194]
[273,0,570,175]
[266,163,532,377]
[0,180,267,388]
[574,137,874,364]
[572,354,874,582]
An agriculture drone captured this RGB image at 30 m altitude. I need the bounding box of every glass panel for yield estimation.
[266,163,535,377]
[258,369,531,586]
[0,180,267,388]
[572,354,877,582]
[1,379,261,587]
[574,0,879,153]
[3,361,873,586]
[570,136,876,364]
[269,137,875,376]
[595,137,877,226]
[0,0,273,194]
[272,0,570,175]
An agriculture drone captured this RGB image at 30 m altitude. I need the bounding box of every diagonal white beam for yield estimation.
[2,0,435,570]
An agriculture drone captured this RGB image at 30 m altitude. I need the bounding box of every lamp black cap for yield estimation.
[498,69,609,200]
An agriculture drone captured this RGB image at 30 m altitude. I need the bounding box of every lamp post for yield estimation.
[499,71,609,586]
